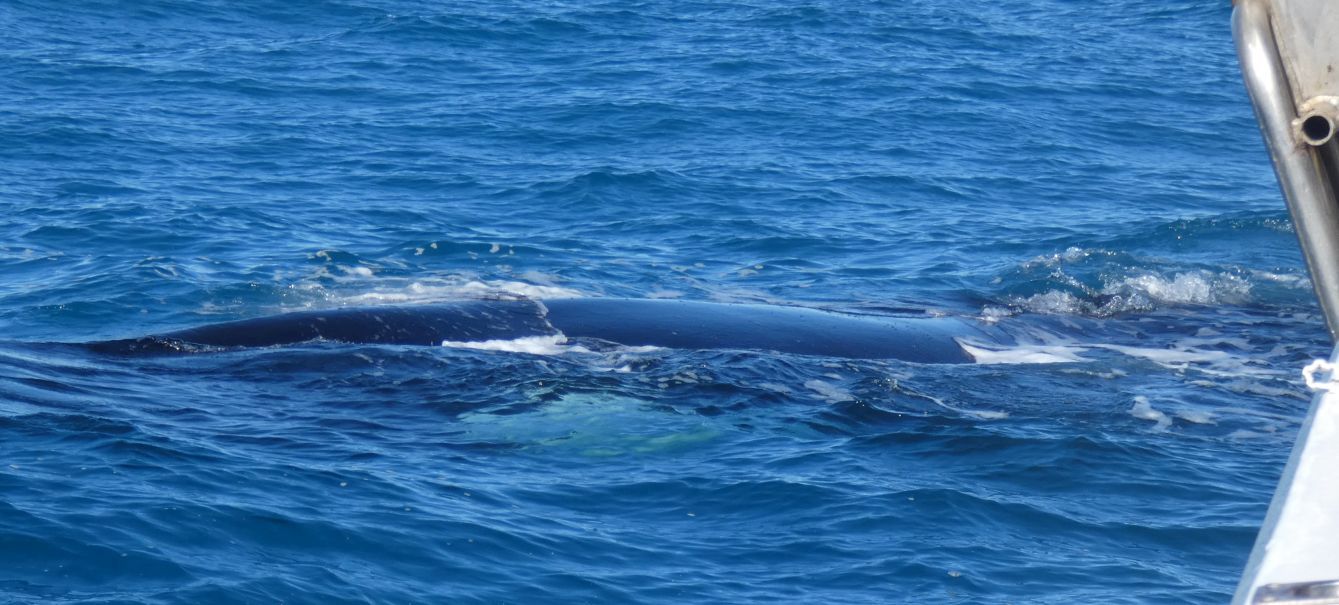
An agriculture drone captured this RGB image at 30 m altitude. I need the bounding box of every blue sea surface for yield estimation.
[0,1,1324,603]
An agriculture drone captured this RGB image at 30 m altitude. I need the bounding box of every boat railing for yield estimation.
[1233,0,1339,603]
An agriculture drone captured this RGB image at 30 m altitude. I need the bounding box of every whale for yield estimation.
[87,297,977,364]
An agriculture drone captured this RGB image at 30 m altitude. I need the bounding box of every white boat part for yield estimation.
[1233,348,1339,604]
[1233,0,1339,603]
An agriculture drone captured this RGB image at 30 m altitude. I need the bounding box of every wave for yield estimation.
[984,246,1309,318]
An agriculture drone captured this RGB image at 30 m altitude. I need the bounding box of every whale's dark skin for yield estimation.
[88,298,976,364]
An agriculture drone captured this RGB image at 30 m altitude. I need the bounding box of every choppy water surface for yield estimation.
[0,1,1323,603]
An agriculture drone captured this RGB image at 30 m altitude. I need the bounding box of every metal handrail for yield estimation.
[1233,1,1339,603]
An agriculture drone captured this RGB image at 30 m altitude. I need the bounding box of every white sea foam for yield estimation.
[1176,410,1216,425]
[438,334,666,366]
[959,342,1089,364]
[1092,343,1278,379]
[517,270,563,286]
[1116,271,1249,306]
[341,278,583,304]
[440,334,588,355]
[895,382,1009,420]
[1012,271,1244,315]
[805,380,854,403]
[1058,367,1127,379]
[756,382,794,394]
[927,395,1009,420]
[1095,344,1234,365]
[286,257,586,306]
[1002,256,1271,316]
[1229,428,1280,440]
[1129,396,1172,431]
[978,306,1015,323]
[1248,269,1309,287]
[1209,380,1305,399]
[1015,290,1086,316]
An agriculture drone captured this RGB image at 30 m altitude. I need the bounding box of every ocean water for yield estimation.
[0,1,1324,603]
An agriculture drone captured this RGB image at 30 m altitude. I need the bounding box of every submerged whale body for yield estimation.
[89,298,976,364]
